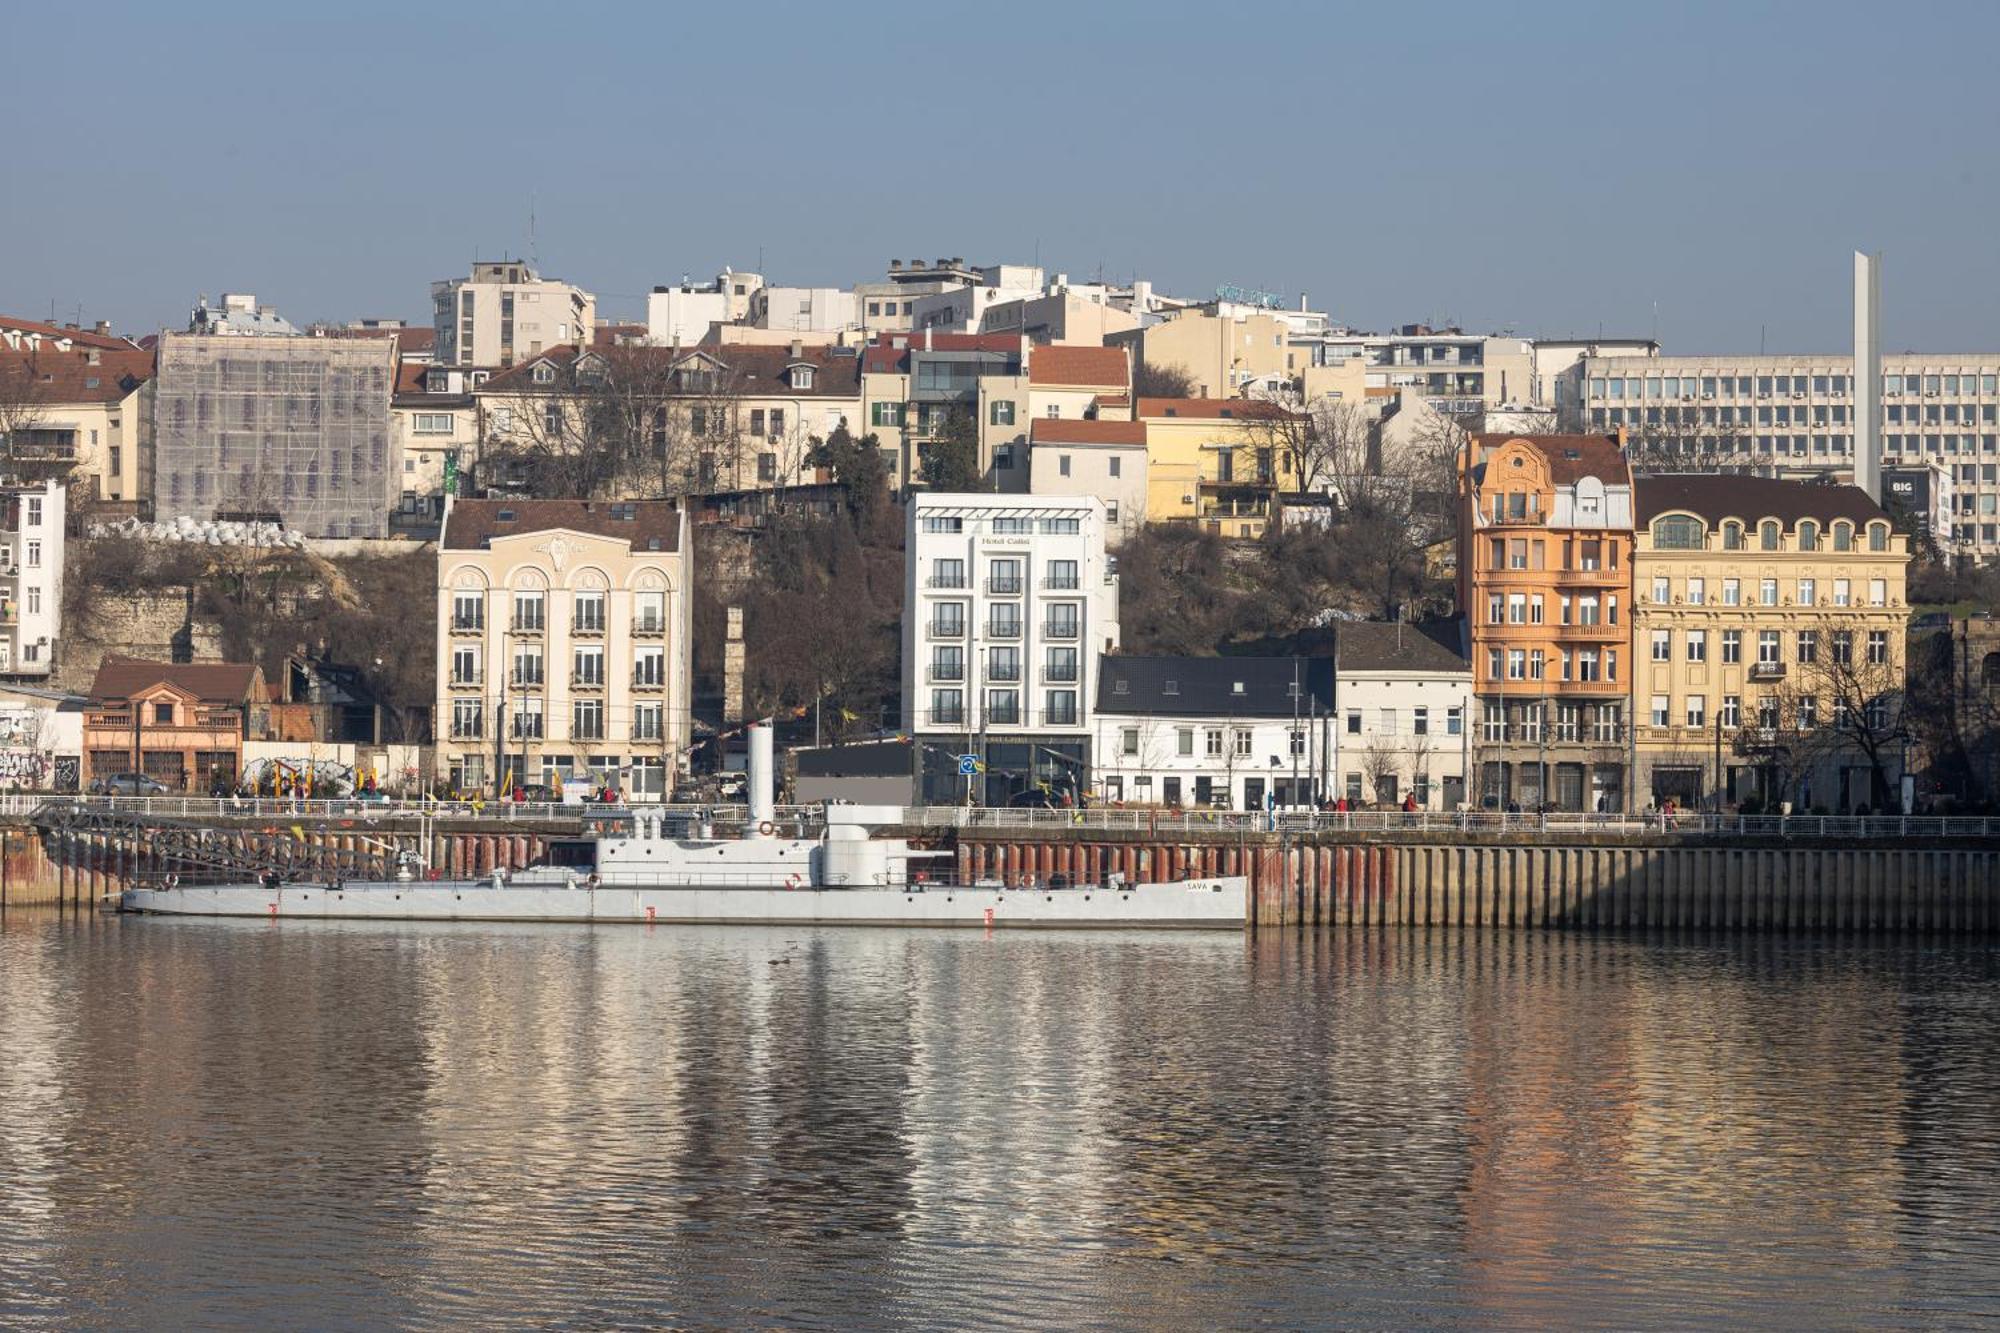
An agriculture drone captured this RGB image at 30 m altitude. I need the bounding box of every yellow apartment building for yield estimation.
[1632,473,1910,812]
[1135,396,1298,538]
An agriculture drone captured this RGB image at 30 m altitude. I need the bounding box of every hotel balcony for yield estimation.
[1749,661,1787,681]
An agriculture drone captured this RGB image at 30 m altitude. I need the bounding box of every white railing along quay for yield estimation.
[0,794,826,827]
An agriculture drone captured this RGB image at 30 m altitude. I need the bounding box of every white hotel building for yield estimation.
[1572,353,2000,555]
[903,493,1119,804]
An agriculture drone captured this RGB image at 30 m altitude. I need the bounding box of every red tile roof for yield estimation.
[0,347,155,404]
[1136,396,1291,421]
[1474,433,1630,486]
[89,657,262,703]
[322,326,437,356]
[0,315,137,351]
[442,499,683,553]
[1028,344,1128,388]
[1030,418,1147,446]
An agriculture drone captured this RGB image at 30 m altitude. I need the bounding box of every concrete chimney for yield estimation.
[1854,250,1882,503]
[746,720,776,836]
[723,606,745,724]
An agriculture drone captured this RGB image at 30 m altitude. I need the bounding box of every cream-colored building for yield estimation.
[1026,344,1130,423]
[1109,309,1295,399]
[1632,473,1909,813]
[391,363,480,521]
[1027,419,1147,544]
[1135,396,1299,538]
[980,290,1140,346]
[435,498,691,800]
[0,342,153,504]
[474,343,862,495]
[859,332,1028,489]
[431,261,595,369]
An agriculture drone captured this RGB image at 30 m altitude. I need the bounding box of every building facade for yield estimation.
[0,481,65,678]
[1460,433,1636,811]
[1135,396,1299,538]
[82,658,266,792]
[390,363,479,524]
[0,344,152,504]
[152,332,399,537]
[860,333,1028,489]
[431,261,595,369]
[903,493,1119,804]
[1091,656,1333,810]
[1573,352,2000,555]
[1109,309,1295,400]
[1026,419,1146,543]
[1632,473,1910,812]
[1331,619,1473,809]
[435,498,691,800]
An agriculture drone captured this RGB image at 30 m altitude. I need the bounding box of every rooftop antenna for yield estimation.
[528,191,538,268]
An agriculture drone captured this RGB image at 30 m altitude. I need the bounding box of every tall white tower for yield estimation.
[1853,250,1882,503]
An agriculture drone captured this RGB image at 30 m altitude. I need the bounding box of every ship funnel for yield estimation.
[747,720,776,836]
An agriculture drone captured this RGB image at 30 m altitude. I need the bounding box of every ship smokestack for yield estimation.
[747,720,776,836]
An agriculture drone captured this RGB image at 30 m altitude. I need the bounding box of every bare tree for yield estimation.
[1245,390,1373,499]
[0,355,53,471]
[1362,738,1402,805]
[1742,625,1907,811]
[1134,360,1196,399]
[1621,404,1753,474]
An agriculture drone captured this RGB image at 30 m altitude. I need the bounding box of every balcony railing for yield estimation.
[927,664,965,683]
[1043,664,1079,683]
[1042,621,1079,640]
[511,619,545,635]
[1750,661,1787,681]
[1043,575,1080,591]
[986,577,1023,595]
[633,618,666,637]
[988,663,1021,682]
[511,671,544,688]
[928,620,966,638]
[451,616,485,634]
[450,672,483,687]
[987,704,1022,726]
[927,575,967,590]
[1488,511,1546,526]
[929,707,965,727]
[987,619,1022,640]
[632,674,665,690]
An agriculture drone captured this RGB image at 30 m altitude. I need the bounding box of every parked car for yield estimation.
[89,772,169,796]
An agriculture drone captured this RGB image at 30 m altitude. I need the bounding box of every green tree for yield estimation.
[809,424,893,537]
[919,408,988,492]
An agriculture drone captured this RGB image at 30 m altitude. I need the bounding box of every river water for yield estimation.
[2,912,1998,1329]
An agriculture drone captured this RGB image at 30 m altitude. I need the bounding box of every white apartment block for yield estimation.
[432,261,596,368]
[0,481,64,678]
[646,269,764,345]
[435,498,691,800]
[748,285,858,333]
[1575,354,2000,555]
[1301,329,1536,415]
[903,492,1119,804]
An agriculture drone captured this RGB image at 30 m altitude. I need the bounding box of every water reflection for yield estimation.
[2,913,1998,1327]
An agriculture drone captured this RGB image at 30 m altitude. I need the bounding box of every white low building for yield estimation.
[1091,656,1334,810]
[1330,619,1473,809]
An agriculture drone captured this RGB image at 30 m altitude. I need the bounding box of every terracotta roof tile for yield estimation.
[0,315,137,351]
[479,344,861,398]
[1475,432,1630,486]
[1030,418,1147,446]
[860,332,1025,375]
[0,347,155,404]
[1028,344,1128,388]
[442,498,683,552]
[88,657,261,703]
[1136,396,1291,421]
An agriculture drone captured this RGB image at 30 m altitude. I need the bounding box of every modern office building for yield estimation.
[1631,473,1909,812]
[1459,433,1636,811]
[434,498,691,800]
[903,492,1119,804]
[1570,352,2000,554]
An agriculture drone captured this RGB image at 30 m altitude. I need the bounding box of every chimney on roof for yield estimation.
[923,327,932,352]
[93,320,111,336]
[889,259,902,271]
[789,339,803,360]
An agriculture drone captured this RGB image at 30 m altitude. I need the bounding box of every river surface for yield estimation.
[2,912,1998,1329]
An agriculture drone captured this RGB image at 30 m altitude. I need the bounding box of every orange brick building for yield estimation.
[1458,434,1636,811]
[83,659,267,792]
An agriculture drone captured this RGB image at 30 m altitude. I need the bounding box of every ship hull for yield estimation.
[117,878,1248,929]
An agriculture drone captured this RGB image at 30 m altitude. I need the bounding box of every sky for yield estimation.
[7,0,2000,354]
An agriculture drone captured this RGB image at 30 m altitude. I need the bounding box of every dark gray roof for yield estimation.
[1636,473,1887,526]
[794,739,913,778]
[1334,619,1469,674]
[1095,655,1333,717]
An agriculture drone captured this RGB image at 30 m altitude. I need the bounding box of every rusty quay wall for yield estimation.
[956,833,2000,934]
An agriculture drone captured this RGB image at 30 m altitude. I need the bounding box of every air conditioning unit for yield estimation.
[1702,392,1715,399]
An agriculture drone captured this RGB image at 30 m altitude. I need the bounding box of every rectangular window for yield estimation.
[1796,630,1817,665]
[572,699,604,740]
[1043,646,1076,682]
[1760,578,1778,606]
[634,646,666,687]
[1868,630,1889,665]
[632,703,664,741]
[1206,728,1224,757]
[1686,577,1705,606]
[1446,706,1462,736]
[513,698,544,739]
[1651,575,1670,603]
[573,646,605,687]
[1651,630,1671,661]
[1833,578,1851,608]
[1413,706,1429,736]
[1869,578,1887,607]
[1045,690,1078,726]
[451,645,480,685]
[1121,727,1139,757]
[451,699,484,739]
[1797,578,1816,607]
[1177,728,1194,757]
[1046,559,1078,590]
[513,591,545,631]
[512,648,543,686]
[990,400,1015,425]
[1379,708,1398,736]
[1235,729,1253,758]
[1721,695,1740,728]
[573,591,605,634]
[25,540,40,569]
[1651,695,1670,727]
[986,689,1020,724]
[1758,630,1781,665]
[1723,578,1740,606]
[1686,629,1706,662]
[413,412,455,434]
[1686,695,1706,728]
[452,591,484,630]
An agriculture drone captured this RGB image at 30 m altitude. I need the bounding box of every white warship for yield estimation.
[118,725,1245,929]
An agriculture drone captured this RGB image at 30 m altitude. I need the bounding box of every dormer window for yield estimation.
[789,365,815,391]
[531,363,555,385]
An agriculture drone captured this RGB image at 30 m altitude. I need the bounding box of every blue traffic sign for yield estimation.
[956,754,983,776]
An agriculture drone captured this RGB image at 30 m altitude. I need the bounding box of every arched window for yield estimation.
[1759,520,1780,551]
[1651,514,1706,550]
[1722,521,1744,550]
[1868,521,1888,551]
[1832,521,1853,551]
[1797,521,1819,551]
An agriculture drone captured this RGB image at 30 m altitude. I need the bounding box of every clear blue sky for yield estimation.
[8,0,1999,354]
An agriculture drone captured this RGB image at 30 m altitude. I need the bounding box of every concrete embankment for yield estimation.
[954,832,2000,933]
